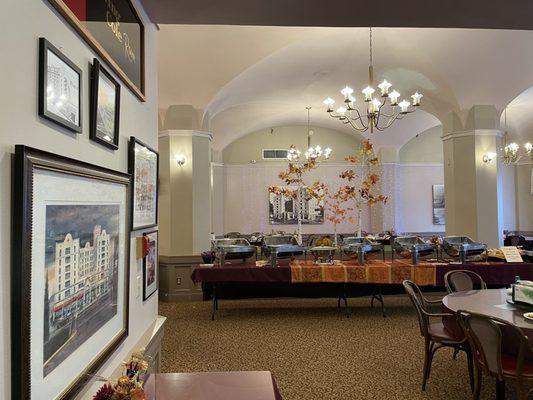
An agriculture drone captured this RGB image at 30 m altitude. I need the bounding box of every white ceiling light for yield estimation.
[323,28,422,133]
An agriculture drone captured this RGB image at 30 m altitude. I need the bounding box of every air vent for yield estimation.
[262,149,288,160]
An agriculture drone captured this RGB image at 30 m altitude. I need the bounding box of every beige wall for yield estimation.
[515,163,533,231]
[223,125,362,164]
[399,126,443,163]
[0,1,159,398]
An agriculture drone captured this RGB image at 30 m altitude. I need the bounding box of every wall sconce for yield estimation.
[482,152,497,163]
[175,154,186,166]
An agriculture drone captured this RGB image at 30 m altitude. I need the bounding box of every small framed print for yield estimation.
[129,137,159,230]
[142,230,158,301]
[90,58,121,150]
[38,38,82,133]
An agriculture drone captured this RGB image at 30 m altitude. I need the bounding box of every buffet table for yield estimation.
[191,261,533,320]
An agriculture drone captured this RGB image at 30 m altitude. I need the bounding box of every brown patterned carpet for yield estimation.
[159,296,521,400]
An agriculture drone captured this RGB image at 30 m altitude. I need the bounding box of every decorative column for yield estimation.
[158,105,212,301]
[442,105,504,247]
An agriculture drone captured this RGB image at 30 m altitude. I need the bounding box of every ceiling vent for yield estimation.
[262,149,288,160]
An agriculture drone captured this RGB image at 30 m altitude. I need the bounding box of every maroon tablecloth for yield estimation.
[191,262,533,286]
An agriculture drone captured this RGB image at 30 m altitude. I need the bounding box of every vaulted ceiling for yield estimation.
[158,26,533,151]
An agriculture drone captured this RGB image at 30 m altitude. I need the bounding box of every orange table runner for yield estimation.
[290,260,437,286]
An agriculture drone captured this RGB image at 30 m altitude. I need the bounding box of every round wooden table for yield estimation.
[443,288,533,399]
[443,288,533,341]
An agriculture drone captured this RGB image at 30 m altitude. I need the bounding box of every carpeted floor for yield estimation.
[159,296,520,400]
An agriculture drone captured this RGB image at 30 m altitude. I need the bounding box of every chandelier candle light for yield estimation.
[323,28,422,133]
[501,108,532,165]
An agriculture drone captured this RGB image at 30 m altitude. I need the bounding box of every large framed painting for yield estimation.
[38,38,82,133]
[142,230,158,301]
[47,0,145,101]
[268,186,324,225]
[129,137,159,230]
[90,58,121,150]
[432,184,445,225]
[11,146,131,400]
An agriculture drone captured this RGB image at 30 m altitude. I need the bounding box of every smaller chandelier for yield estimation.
[323,28,422,133]
[287,106,332,162]
[502,141,532,164]
[500,108,533,165]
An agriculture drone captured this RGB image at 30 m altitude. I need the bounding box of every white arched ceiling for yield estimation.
[159,26,533,151]
[500,86,533,144]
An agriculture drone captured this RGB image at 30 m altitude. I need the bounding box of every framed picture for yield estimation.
[90,58,121,150]
[268,186,324,225]
[129,137,159,230]
[38,38,82,133]
[11,146,131,400]
[47,0,145,101]
[142,230,158,301]
[432,184,445,225]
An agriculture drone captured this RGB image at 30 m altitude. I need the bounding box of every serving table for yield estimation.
[191,261,533,320]
[443,288,533,399]
[144,371,282,400]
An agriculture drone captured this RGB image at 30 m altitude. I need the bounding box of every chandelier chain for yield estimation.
[369,27,373,67]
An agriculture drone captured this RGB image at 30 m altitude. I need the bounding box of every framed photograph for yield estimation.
[432,184,445,225]
[268,186,324,225]
[143,230,158,301]
[129,137,159,230]
[11,146,131,400]
[47,0,145,101]
[90,58,121,150]
[39,38,82,133]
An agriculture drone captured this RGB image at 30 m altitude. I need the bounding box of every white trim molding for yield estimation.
[159,129,213,141]
[441,129,503,142]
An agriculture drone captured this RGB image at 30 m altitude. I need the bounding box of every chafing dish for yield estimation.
[340,237,385,265]
[212,238,256,266]
[392,236,436,265]
[261,235,306,266]
[441,236,487,263]
[308,246,337,264]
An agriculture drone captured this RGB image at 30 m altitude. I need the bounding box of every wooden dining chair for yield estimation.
[458,311,533,400]
[403,280,474,391]
[444,270,487,293]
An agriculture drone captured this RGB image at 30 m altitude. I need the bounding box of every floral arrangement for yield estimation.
[92,350,150,400]
[270,145,325,244]
[337,139,388,236]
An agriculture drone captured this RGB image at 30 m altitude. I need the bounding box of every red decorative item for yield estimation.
[142,235,150,258]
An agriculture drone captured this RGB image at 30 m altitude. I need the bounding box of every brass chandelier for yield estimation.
[501,108,532,165]
[323,28,422,133]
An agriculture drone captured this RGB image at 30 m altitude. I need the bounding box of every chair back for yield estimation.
[402,280,429,338]
[458,311,528,381]
[444,270,487,293]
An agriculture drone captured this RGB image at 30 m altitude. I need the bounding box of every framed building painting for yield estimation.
[90,58,121,150]
[46,0,145,101]
[142,230,158,301]
[38,38,82,133]
[432,184,445,225]
[129,137,159,230]
[11,146,131,400]
[268,186,324,225]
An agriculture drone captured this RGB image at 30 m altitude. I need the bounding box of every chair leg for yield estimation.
[452,348,459,360]
[422,340,433,391]
[472,367,482,400]
[466,348,475,393]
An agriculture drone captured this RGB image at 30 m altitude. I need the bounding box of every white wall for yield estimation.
[224,164,371,235]
[396,164,445,233]
[0,1,159,399]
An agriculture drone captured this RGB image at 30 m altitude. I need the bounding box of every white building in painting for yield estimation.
[52,225,114,322]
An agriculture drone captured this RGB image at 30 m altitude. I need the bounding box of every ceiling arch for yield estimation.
[159,26,533,151]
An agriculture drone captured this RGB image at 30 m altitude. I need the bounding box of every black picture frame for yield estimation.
[38,38,82,133]
[90,58,121,150]
[142,230,159,301]
[128,137,159,231]
[11,146,131,400]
